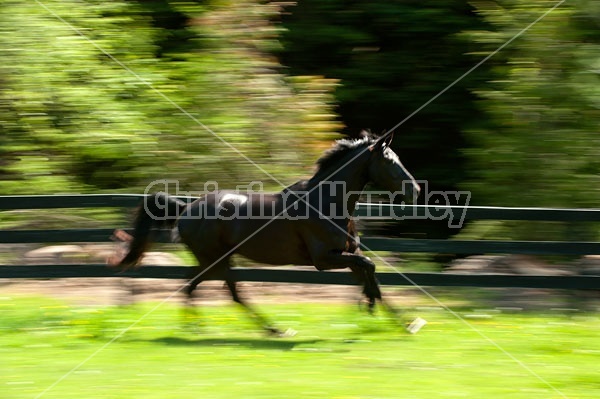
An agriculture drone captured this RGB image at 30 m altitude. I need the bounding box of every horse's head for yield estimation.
[367,134,421,203]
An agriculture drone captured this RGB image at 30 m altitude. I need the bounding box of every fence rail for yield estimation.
[0,265,598,290]
[3,229,600,256]
[1,194,600,290]
[3,194,600,221]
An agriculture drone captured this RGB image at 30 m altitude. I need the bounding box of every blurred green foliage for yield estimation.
[278,0,488,192]
[0,0,340,194]
[456,0,600,240]
[464,0,600,208]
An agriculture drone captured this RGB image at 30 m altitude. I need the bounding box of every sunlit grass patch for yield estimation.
[0,296,599,398]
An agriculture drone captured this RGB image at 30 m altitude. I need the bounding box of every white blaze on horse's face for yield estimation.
[369,142,420,202]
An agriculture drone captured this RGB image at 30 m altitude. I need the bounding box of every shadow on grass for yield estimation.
[149,336,327,351]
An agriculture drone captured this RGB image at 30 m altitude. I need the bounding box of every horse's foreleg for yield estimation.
[348,263,408,326]
[347,261,414,329]
[349,265,376,311]
[224,277,284,336]
[315,252,381,313]
[317,253,414,329]
[361,262,381,314]
[349,264,366,289]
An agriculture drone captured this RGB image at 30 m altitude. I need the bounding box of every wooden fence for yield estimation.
[1,194,599,290]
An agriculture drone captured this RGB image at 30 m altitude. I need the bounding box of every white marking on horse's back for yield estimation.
[220,193,248,206]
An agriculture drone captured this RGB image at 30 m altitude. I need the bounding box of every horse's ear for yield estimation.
[358,129,372,139]
[384,131,394,146]
[368,132,393,152]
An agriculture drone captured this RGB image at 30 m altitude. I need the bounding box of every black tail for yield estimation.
[119,192,186,268]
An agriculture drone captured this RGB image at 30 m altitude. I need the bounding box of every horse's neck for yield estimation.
[307,162,369,217]
[344,191,362,216]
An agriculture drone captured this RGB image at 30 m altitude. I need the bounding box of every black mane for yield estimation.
[315,133,375,173]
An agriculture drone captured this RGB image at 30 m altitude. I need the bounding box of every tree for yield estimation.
[278,0,490,192]
[464,1,600,208]
[0,0,340,194]
[0,0,165,192]
[460,0,600,241]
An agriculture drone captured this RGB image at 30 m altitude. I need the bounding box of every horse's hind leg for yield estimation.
[180,266,206,329]
[224,272,284,336]
[182,253,229,329]
[185,265,205,305]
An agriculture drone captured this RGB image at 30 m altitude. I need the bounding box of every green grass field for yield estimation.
[1,296,598,399]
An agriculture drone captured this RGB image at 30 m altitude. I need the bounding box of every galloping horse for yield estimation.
[113,133,420,334]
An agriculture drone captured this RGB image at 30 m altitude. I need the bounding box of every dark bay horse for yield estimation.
[114,134,420,334]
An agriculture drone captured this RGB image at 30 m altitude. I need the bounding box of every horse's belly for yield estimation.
[233,224,312,266]
[237,240,312,265]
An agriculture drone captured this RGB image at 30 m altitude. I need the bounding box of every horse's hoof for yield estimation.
[357,299,366,312]
[265,326,283,336]
[265,327,297,338]
[280,328,297,338]
[367,300,376,315]
[357,299,376,314]
[406,317,427,334]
